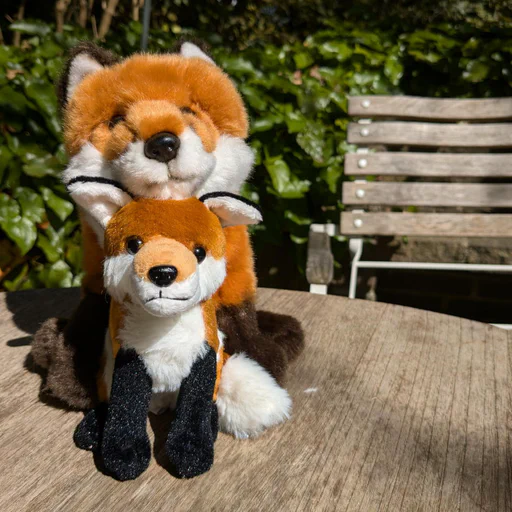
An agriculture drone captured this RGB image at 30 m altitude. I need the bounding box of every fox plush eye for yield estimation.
[180,106,195,115]
[126,236,143,254]
[108,115,125,129]
[193,246,206,263]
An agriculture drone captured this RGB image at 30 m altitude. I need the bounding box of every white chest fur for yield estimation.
[103,304,207,398]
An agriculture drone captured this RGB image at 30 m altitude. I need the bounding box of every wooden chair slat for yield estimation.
[345,152,512,177]
[348,96,512,121]
[343,182,512,208]
[341,212,512,237]
[347,122,512,148]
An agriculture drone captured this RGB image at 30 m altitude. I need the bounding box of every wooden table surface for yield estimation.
[1,288,511,512]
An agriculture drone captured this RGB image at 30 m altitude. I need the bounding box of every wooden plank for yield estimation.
[347,121,512,148]
[343,182,512,208]
[345,152,512,178]
[341,212,512,237]
[348,95,512,121]
[0,289,511,511]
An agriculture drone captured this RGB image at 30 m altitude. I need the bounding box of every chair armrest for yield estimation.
[306,225,335,286]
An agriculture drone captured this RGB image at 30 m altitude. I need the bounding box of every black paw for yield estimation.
[74,404,107,451]
[102,434,151,481]
[166,422,215,479]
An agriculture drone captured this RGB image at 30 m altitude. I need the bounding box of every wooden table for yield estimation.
[1,288,511,511]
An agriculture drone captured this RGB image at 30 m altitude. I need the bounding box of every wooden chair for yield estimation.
[306,95,512,324]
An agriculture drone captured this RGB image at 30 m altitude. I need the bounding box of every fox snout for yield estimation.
[134,238,197,285]
[144,132,180,163]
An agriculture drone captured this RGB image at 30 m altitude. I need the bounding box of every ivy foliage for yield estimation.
[0,20,511,290]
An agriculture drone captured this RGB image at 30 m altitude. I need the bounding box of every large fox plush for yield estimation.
[31,41,304,410]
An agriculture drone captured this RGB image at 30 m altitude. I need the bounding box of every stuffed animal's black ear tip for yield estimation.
[198,192,261,212]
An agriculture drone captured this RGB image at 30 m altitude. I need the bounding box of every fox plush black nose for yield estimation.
[148,265,178,287]
[144,132,180,163]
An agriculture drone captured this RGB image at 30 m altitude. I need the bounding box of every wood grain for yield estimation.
[348,95,512,121]
[347,122,512,148]
[341,212,512,237]
[1,288,511,511]
[345,152,512,178]
[343,182,512,208]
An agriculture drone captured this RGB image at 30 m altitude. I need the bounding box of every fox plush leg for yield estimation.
[101,348,153,481]
[74,402,108,451]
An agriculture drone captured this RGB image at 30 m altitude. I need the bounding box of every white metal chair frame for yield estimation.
[306,95,512,329]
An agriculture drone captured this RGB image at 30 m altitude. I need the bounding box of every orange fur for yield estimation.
[201,299,225,400]
[65,55,248,157]
[105,198,226,259]
[133,238,197,283]
[81,215,106,295]
[212,226,257,307]
[127,100,186,142]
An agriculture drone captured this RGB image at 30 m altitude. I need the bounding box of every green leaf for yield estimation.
[252,116,276,132]
[318,41,352,62]
[285,111,307,134]
[65,241,83,271]
[294,52,314,69]
[284,210,312,225]
[290,234,309,244]
[3,264,29,292]
[296,122,332,163]
[9,20,51,37]
[239,84,268,111]
[14,187,45,223]
[24,79,61,136]
[0,193,37,255]
[463,60,490,83]
[38,260,73,288]
[0,146,13,182]
[219,56,257,77]
[264,157,310,199]
[40,187,74,221]
[0,86,28,115]
[320,159,343,194]
[384,53,403,86]
[22,154,61,178]
[37,231,61,263]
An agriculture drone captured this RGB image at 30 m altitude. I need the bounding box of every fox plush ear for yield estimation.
[179,41,215,65]
[57,42,119,111]
[66,177,132,234]
[200,192,262,228]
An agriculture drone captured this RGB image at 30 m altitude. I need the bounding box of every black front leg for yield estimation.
[166,345,218,478]
[101,348,153,481]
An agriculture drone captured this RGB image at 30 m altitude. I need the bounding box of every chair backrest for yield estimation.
[341,96,512,238]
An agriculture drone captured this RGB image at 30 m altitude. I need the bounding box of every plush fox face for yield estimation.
[68,178,261,316]
[60,42,254,200]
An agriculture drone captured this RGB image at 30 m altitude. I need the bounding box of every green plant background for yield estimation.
[0,19,511,291]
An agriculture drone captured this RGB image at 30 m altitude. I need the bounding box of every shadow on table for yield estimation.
[4,288,89,412]
[149,411,183,478]
[5,288,80,335]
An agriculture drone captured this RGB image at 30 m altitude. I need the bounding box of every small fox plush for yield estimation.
[67,177,291,480]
